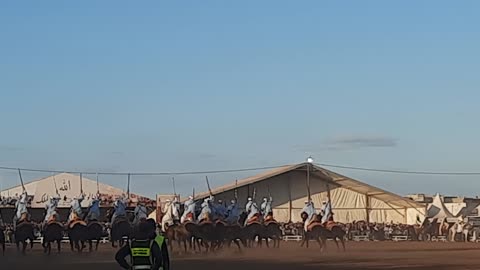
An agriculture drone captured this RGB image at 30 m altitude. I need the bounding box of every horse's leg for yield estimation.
[340,238,346,252]
[315,237,322,251]
[22,241,27,255]
[96,238,100,251]
[70,240,74,252]
[234,239,242,252]
[89,240,93,252]
[183,239,187,254]
[320,236,327,252]
[57,240,61,254]
[333,238,340,251]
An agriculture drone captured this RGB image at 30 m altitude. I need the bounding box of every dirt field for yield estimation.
[2,241,480,270]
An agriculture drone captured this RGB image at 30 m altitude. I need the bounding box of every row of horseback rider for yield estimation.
[161,193,334,233]
[11,190,148,231]
[12,189,333,234]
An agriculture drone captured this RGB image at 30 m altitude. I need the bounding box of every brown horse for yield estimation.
[300,212,346,252]
[165,223,191,254]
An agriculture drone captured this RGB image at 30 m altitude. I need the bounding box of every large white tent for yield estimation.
[193,163,426,224]
[0,173,152,208]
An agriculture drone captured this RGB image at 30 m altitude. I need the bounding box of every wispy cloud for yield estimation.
[294,135,398,152]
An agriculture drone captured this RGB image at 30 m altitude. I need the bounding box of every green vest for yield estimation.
[154,235,165,249]
[130,240,152,270]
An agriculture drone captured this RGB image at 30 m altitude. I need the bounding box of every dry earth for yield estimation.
[1,241,480,270]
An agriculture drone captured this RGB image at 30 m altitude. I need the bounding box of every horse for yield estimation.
[67,213,88,253]
[107,209,132,248]
[300,212,346,252]
[86,220,104,252]
[239,212,264,248]
[42,220,65,255]
[0,224,5,256]
[165,223,191,254]
[14,213,35,255]
[262,214,282,248]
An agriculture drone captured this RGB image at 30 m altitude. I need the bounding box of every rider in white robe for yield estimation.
[181,196,196,223]
[260,197,273,219]
[302,200,316,232]
[69,193,85,222]
[13,190,29,230]
[198,196,213,222]
[44,194,60,224]
[244,197,260,226]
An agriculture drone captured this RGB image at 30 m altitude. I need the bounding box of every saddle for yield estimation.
[183,212,194,223]
[264,214,276,224]
[215,220,227,226]
[113,215,128,225]
[246,213,261,226]
[324,220,337,231]
[69,212,87,228]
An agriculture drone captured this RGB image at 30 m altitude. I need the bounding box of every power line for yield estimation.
[0,164,289,176]
[316,163,480,176]
[1,162,480,177]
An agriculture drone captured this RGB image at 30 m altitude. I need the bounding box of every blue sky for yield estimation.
[1,1,480,198]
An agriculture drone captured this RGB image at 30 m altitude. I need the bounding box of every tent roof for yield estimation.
[427,193,455,219]
[194,163,424,209]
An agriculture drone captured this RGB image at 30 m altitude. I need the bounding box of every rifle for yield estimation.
[18,169,25,192]
[206,176,213,196]
[172,177,177,197]
[53,173,59,195]
[234,179,238,201]
[252,187,257,201]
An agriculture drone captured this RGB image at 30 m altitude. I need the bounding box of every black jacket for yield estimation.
[115,240,169,270]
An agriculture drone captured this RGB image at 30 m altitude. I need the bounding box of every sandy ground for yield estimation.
[2,241,480,270]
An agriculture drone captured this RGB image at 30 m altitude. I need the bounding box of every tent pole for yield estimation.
[365,194,370,223]
[287,174,292,222]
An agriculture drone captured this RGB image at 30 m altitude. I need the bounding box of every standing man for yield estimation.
[115,220,170,270]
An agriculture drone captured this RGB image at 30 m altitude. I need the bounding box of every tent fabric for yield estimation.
[0,173,152,208]
[192,163,426,224]
[427,193,455,219]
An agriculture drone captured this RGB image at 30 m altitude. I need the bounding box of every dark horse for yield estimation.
[68,220,88,252]
[14,216,35,255]
[42,221,64,255]
[0,224,5,255]
[262,219,282,248]
[107,210,132,248]
[86,221,104,252]
[300,212,346,252]
[239,212,264,248]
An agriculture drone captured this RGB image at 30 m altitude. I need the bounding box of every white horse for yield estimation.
[161,200,180,232]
